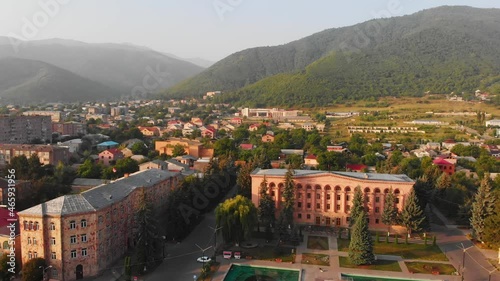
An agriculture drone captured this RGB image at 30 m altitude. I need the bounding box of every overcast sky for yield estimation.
[1,0,499,61]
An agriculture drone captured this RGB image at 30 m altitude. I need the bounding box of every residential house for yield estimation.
[139,160,168,171]
[138,126,160,137]
[98,148,124,166]
[261,134,275,143]
[155,138,214,158]
[96,141,119,151]
[433,158,455,175]
[304,154,319,168]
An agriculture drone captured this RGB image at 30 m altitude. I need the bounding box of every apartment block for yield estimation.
[0,144,70,166]
[18,169,181,281]
[0,115,52,144]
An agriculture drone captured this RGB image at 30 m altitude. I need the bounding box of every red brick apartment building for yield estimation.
[18,169,181,281]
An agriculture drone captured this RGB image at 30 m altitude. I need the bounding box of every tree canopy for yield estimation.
[216,195,258,244]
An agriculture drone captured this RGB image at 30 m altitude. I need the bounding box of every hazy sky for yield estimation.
[1,0,499,61]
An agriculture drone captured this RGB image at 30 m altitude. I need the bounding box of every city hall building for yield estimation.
[251,169,415,228]
[18,169,181,281]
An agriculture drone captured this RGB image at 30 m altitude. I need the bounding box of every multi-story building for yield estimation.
[251,169,415,228]
[0,115,52,144]
[52,122,87,136]
[23,111,62,122]
[18,169,181,281]
[0,144,70,166]
[98,148,124,166]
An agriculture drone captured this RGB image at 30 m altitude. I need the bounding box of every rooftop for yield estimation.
[19,169,180,216]
[251,168,414,183]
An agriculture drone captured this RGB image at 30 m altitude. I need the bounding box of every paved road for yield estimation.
[431,209,499,281]
[145,210,219,281]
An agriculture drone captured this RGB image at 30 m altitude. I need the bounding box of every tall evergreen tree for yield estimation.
[236,161,254,198]
[348,210,375,265]
[381,188,398,234]
[349,185,364,227]
[470,176,496,241]
[258,177,276,230]
[279,167,295,229]
[400,189,426,236]
[135,189,159,272]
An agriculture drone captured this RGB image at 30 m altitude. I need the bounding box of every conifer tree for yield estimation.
[381,188,398,235]
[349,186,364,228]
[400,189,425,236]
[470,176,496,241]
[279,167,295,229]
[348,211,375,265]
[258,177,276,232]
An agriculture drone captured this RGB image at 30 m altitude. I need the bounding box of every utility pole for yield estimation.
[459,243,472,281]
[208,225,223,262]
[195,244,212,271]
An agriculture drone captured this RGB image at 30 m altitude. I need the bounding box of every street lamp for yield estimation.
[459,243,472,281]
[162,235,166,259]
[39,265,52,281]
[195,244,212,271]
[208,225,222,262]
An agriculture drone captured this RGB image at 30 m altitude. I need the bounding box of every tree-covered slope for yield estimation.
[0,58,121,103]
[165,6,500,105]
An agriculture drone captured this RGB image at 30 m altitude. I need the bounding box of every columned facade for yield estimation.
[251,169,414,228]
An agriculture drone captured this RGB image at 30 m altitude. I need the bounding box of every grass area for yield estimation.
[339,256,402,272]
[197,262,221,281]
[337,239,448,261]
[301,253,330,266]
[234,245,296,262]
[405,262,456,275]
[307,235,329,250]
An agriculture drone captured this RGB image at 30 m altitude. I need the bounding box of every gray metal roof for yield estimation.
[251,168,414,183]
[19,169,180,217]
[71,178,108,187]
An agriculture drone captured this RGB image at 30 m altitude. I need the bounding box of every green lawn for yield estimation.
[307,236,329,250]
[301,253,330,266]
[337,239,448,261]
[238,246,296,262]
[405,262,457,275]
[339,256,402,272]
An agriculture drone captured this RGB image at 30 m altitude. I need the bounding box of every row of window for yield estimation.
[23,219,88,231]
[296,202,383,213]
[69,220,87,229]
[70,234,88,244]
[296,214,382,224]
[70,248,88,258]
[23,221,39,231]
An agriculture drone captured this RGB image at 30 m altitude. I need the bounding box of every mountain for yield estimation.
[0,57,121,103]
[163,53,214,68]
[166,6,500,107]
[0,38,205,96]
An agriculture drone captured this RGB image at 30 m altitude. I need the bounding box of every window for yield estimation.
[50,223,55,231]
[33,237,37,245]
[71,250,77,258]
[69,221,76,229]
[375,207,380,213]
[70,235,77,244]
[29,221,33,230]
[81,219,87,228]
[306,203,311,209]
[271,191,275,196]
[327,204,331,210]
[336,195,341,201]
[316,203,320,209]
[33,252,37,258]
[298,213,302,219]
[23,221,28,230]
[81,234,87,243]
[51,237,56,245]
[346,205,351,211]
[375,219,380,224]
[98,216,103,224]
[307,193,311,199]
[316,194,320,200]
[82,248,87,256]
[51,252,57,260]
[346,217,350,223]
[346,195,350,201]
[336,204,340,211]
[34,222,39,230]
[27,237,31,244]
[365,196,370,203]
[306,214,311,219]
[375,197,380,203]
[2,241,8,249]
[327,194,331,200]
[51,268,58,277]
[297,202,302,208]
[395,198,399,204]
[28,251,32,259]
[297,193,302,199]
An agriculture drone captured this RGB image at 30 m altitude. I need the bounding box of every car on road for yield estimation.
[197,256,211,263]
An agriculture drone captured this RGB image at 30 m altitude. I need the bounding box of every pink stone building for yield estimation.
[251,169,414,228]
